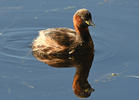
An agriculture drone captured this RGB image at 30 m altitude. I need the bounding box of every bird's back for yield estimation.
[33,28,76,51]
[32,28,79,67]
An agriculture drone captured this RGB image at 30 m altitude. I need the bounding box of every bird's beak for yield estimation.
[85,20,96,28]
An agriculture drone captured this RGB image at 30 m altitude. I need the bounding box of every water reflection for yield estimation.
[32,45,95,98]
[32,9,95,98]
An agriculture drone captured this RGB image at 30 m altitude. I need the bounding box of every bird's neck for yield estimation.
[74,26,91,42]
[73,14,91,42]
[72,65,91,89]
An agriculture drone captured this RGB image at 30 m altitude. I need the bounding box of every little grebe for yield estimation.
[32,8,95,98]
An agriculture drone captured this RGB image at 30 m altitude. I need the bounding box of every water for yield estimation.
[0,0,139,100]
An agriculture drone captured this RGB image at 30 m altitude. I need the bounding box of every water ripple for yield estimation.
[0,27,117,66]
[94,36,117,63]
[0,27,44,64]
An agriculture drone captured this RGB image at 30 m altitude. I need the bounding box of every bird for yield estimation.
[32,8,95,98]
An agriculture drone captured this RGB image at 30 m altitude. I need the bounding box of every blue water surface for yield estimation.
[0,0,139,100]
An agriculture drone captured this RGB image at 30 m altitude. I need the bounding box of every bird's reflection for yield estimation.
[32,8,95,98]
[32,44,95,98]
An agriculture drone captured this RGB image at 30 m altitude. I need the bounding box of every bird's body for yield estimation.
[32,8,95,98]
[32,27,94,67]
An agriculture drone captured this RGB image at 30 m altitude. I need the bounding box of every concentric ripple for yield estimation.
[0,27,44,65]
[0,27,117,66]
[93,36,117,63]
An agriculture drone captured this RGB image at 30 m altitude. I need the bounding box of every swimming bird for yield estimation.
[32,8,95,98]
